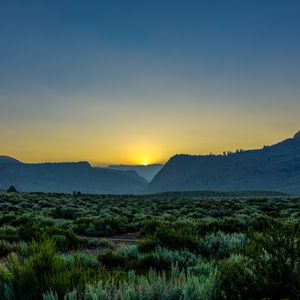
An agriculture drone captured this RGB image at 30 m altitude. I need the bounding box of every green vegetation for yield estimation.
[0,191,299,299]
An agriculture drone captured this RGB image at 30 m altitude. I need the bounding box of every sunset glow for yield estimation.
[0,1,299,165]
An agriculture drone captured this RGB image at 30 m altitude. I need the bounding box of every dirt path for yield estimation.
[65,232,142,257]
[94,232,141,248]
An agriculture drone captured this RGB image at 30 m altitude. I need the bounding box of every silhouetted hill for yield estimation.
[0,159,147,194]
[108,164,163,182]
[0,156,21,164]
[145,132,300,194]
[294,130,300,139]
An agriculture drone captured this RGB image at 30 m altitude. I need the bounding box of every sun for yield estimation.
[141,159,150,166]
[142,161,149,166]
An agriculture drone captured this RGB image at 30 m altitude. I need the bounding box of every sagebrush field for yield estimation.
[0,191,299,299]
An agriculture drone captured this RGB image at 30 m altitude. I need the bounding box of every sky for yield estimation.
[0,0,300,165]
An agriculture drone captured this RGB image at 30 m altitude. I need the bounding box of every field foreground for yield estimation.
[0,191,299,299]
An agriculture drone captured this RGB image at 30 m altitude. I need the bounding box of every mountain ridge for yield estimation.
[0,159,147,194]
[145,132,300,194]
[2,131,300,195]
[0,156,21,164]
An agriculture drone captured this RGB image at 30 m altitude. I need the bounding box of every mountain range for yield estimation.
[145,131,300,194]
[1,131,300,195]
[0,157,147,194]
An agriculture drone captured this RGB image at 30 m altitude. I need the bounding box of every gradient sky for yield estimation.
[1,0,300,165]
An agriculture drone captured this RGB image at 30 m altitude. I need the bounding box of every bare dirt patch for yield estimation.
[101,232,141,248]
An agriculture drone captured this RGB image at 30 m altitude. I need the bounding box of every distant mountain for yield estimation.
[108,164,163,182]
[0,159,147,194]
[145,131,300,195]
[0,156,21,165]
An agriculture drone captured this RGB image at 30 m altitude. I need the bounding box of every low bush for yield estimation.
[244,223,300,299]
[142,221,200,252]
[75,216,128,237]
[0,240,27,257]
[98,251,126,269]
[0,191,299,299]
[0,226,20,242]
[51,235,68,251]
[4,241,99,300]
[199,232,247,258]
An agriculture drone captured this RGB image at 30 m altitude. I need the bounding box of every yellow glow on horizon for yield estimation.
[142,159,149,166]
[1,95,299,166]
[1,128,296,166]
[133,156,152,166]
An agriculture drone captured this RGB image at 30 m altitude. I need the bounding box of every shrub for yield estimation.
[199,232,246,258]
[0,226,20,242]
[45,227,90,250]
[219,255,256,299]
[219,222,300,299]
[98,251,126,269]
[78,267,219,300]
[0,191,299,299]
[63,254,100,269]
[6,240,96,300]
[17,221,44,241]
[244,223,300,299]
[75,216,128,237]
[0,240,27,257]
[50,206,78,220]
[51,235,68,251]
[143,221,200,252]
[118,245,140,260]
[137,238,157,253]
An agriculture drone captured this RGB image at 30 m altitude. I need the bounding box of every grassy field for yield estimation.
[0,191,299,299]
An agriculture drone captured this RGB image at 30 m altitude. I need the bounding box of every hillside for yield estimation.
[0,156,21,164]
[0,158,147,194]
[145,132,300,194]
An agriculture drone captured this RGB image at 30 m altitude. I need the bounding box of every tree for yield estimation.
[7,185,18,193]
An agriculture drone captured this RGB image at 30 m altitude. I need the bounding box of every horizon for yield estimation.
[1,129,299,166]
[1,1,300,165]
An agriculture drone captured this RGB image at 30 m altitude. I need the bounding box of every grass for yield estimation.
[0,191,299,299]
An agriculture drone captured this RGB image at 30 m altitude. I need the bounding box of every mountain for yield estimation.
[145,131,300,195]
[0,156,21,165]
[0,159,147,194]
[294,131,300,139]
[108,164,163,182]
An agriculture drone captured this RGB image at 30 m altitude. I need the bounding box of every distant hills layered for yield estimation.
[108,164,163,182]
[0,158,147,194]
[145,131,300,194]
[2,131,300,195]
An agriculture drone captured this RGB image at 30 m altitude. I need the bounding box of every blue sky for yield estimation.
[0,0,299,164]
